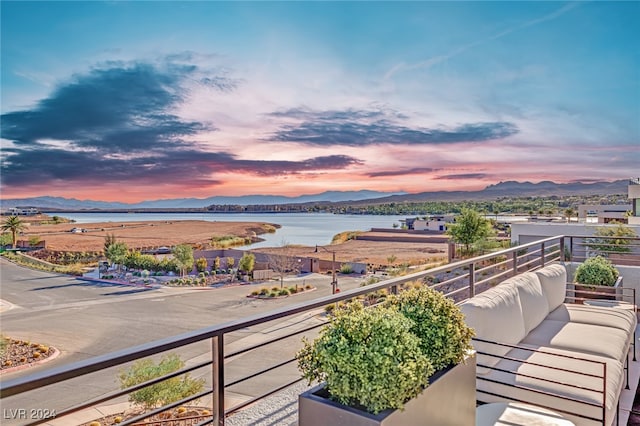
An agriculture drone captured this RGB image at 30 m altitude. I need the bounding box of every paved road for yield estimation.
[0,258,367,424]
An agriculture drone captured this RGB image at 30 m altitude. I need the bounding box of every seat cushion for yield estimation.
[477,345,623,426]
[460,282,525,371]
[521,319,629,362]
[547,303,637,336]
[511,272,550,334]
[535,264,567,311]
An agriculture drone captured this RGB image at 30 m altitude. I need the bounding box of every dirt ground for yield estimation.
[21,220,278,252]
[253,239,447,267]
[20,219,447,265]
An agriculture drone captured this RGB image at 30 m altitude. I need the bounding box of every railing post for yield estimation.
[569,236,574,263]
[469,263,475,298]
[212,334,225,426]
[512,251,518,276]
[540,242,546,267]
[559,237,565,262]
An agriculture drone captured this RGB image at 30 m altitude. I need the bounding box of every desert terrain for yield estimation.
[17,217,448,265]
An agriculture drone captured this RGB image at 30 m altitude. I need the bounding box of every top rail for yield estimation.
[0,235,565,399]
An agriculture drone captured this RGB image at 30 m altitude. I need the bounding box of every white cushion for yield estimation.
[477,345,623,426]
[521,319,629,362]
[476,402,575,426]
[547,304,637,336]
[461,282,525,371]
[511,272,549,334]
[535,264,567,311]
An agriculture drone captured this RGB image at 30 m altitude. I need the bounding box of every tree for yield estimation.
[587,222,637,255]
[105,242,128,273]
[1,216,26,249]
[446,209,494,255]
[104,233,117,254]
[564,208,575,223]
[267,241,300,288]
[172,245,194,277]
[213,256,221,271]
[195,257,208,273]
[238,252,256,277]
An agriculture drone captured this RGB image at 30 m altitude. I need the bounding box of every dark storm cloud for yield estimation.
[232,155,363,176]
[1,60,213,151]
[1,144,362,186]
[368,167,436,178]
[435,173,489,180]
[1,58,359,188]
[266,108,518,146]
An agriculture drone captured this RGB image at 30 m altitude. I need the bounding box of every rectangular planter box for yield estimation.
[574,276,623,302]
[298,352,476,426]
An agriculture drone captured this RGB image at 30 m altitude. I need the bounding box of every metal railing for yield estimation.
[565,235,640,266]
[1,235,566,425]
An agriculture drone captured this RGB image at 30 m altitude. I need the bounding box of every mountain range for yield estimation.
[0,180,630,210]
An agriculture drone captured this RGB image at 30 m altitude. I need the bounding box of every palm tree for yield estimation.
[564,208,575,223]
[1,215,26,249]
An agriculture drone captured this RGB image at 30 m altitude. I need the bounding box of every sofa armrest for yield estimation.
[473,337,609,424]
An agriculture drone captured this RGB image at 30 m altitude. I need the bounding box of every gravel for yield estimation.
[225,381,313,426]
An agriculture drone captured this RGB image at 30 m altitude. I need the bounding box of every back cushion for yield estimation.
[535,264,567,311]
[460,282,526,371]
[511,272,550,334]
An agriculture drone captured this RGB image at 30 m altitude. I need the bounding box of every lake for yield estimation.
[47,212,410,248]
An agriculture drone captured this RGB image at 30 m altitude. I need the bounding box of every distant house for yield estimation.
[412,215,454,232]
[578,204,631,223]
[5,207,39,216]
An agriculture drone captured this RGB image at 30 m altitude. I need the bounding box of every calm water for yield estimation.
[47,212,409,248]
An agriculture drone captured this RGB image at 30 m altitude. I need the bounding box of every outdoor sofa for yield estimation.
[460,263,637,426]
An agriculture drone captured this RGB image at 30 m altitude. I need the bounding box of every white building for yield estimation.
[412,215,454,232]
[578,204,631,223]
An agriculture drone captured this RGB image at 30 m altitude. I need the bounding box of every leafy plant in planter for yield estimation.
[297,303,434,414]
[296,286,475,422]
[574,255,619,287]
[382,286,474,370]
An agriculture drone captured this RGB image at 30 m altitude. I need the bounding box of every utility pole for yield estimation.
[315,245,338,294]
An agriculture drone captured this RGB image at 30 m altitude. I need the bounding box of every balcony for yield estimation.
[1,235,640,425]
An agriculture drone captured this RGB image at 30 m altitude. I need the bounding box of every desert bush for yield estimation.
[339,264,354,274]
[118,354,204,411]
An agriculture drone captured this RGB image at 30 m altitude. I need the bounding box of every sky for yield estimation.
[1,1,639,203]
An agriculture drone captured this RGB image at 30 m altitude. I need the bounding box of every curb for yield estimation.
[0,347,61,375]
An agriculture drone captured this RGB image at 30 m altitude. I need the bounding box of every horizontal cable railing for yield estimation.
[1,235,569,425]
[566,235,640,266]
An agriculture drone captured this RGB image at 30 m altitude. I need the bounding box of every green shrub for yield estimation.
[574,255,619,287]
[278,288,290,296]
[383,286,474,370]
[339,264,353,274]
[297,304,434,414]
[118,354,204,410]
[268,291,279,298]
[288,286,298,294]
[305,284,313,290]
[259,287,269,296]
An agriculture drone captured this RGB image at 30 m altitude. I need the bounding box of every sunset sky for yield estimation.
[1,1,639,203]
